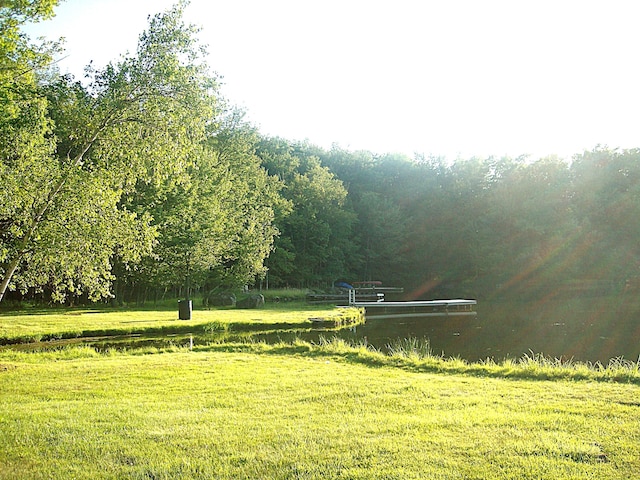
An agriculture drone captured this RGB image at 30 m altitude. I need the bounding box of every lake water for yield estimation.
[254,297,640,364]
[8,297,640,364]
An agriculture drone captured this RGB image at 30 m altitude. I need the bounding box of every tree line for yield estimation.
[260,143,640,300]
[2,1,639,305]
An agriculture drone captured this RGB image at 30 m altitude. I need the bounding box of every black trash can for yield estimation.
[178,299,192,320]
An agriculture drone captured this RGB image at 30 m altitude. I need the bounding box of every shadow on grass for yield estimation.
[194,338,640,386]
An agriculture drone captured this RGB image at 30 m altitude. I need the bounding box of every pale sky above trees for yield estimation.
[25,0,640,161]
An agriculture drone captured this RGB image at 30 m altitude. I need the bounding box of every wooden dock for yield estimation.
[351,298,477,319]
[306,292,383,304]
[306,280,402,304]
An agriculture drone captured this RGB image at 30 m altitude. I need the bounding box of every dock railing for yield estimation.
[348,289,356,306]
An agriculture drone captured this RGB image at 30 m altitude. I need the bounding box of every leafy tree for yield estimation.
[257,140,357,287]
[571,147,640,283]
[196,115,285,292]
[117,112,286,302]
[352,190,408,283]
[321,149,416,285]
[0,2,218,302]
[286,157,356,285]
[0,0,58,94]
[482,156,576,296]
[1,0,60,300]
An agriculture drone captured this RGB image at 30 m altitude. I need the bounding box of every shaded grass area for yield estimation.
[0,302,360,345]
[1,341,639,479]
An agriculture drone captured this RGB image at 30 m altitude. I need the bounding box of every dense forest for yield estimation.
[2,2,639,305]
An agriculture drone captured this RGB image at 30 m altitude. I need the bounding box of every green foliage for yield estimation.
[314,147,640,298]
[0,0,58,107]
[202,320,229,333]
[257,140,357,287]
[257,288,308,302]
[4,2,640,307]
[571,147,640,281]
[0,4,279,300]
[119,110,284,300]
[0,1,60,300]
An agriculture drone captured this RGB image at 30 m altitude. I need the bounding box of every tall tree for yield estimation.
[257,140,357,287]
[0,2,218,302]
[1,0,60,300]
[117,111,286,302]
[322,149,416,285]
[482,156,576,296]
[571,147,640,283]
[208,119,285,289]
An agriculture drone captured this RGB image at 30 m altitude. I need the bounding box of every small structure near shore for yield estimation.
[350,289,476,319]
[306,280,403,304]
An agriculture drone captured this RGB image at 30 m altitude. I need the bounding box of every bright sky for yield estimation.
[24,0,640,161]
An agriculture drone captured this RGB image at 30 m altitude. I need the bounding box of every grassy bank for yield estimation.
[1,341,639,479]
[0,301,361,345]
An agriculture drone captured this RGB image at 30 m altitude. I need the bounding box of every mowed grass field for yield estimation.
[0,301,344,344]
[1,338,640,479]
[2,302,640,479]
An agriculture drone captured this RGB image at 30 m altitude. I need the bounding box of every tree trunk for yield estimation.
[0,255,22,303]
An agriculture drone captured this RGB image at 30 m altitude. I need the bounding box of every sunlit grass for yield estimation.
[1,342,639,479]
[0,303,354,344]
[2,301,639,478]
[376,337,640,384]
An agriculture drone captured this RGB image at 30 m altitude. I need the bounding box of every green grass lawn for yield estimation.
[1,340,640,479]
[1,303,640,479]
[0,302,353,344]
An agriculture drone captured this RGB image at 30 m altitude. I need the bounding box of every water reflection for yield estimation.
[255,298,640,363]
[251,316,486,359]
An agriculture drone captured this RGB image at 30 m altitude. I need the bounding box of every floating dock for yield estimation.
[351,296,477,319]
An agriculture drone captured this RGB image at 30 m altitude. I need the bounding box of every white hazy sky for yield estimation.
[24,0,640,161]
